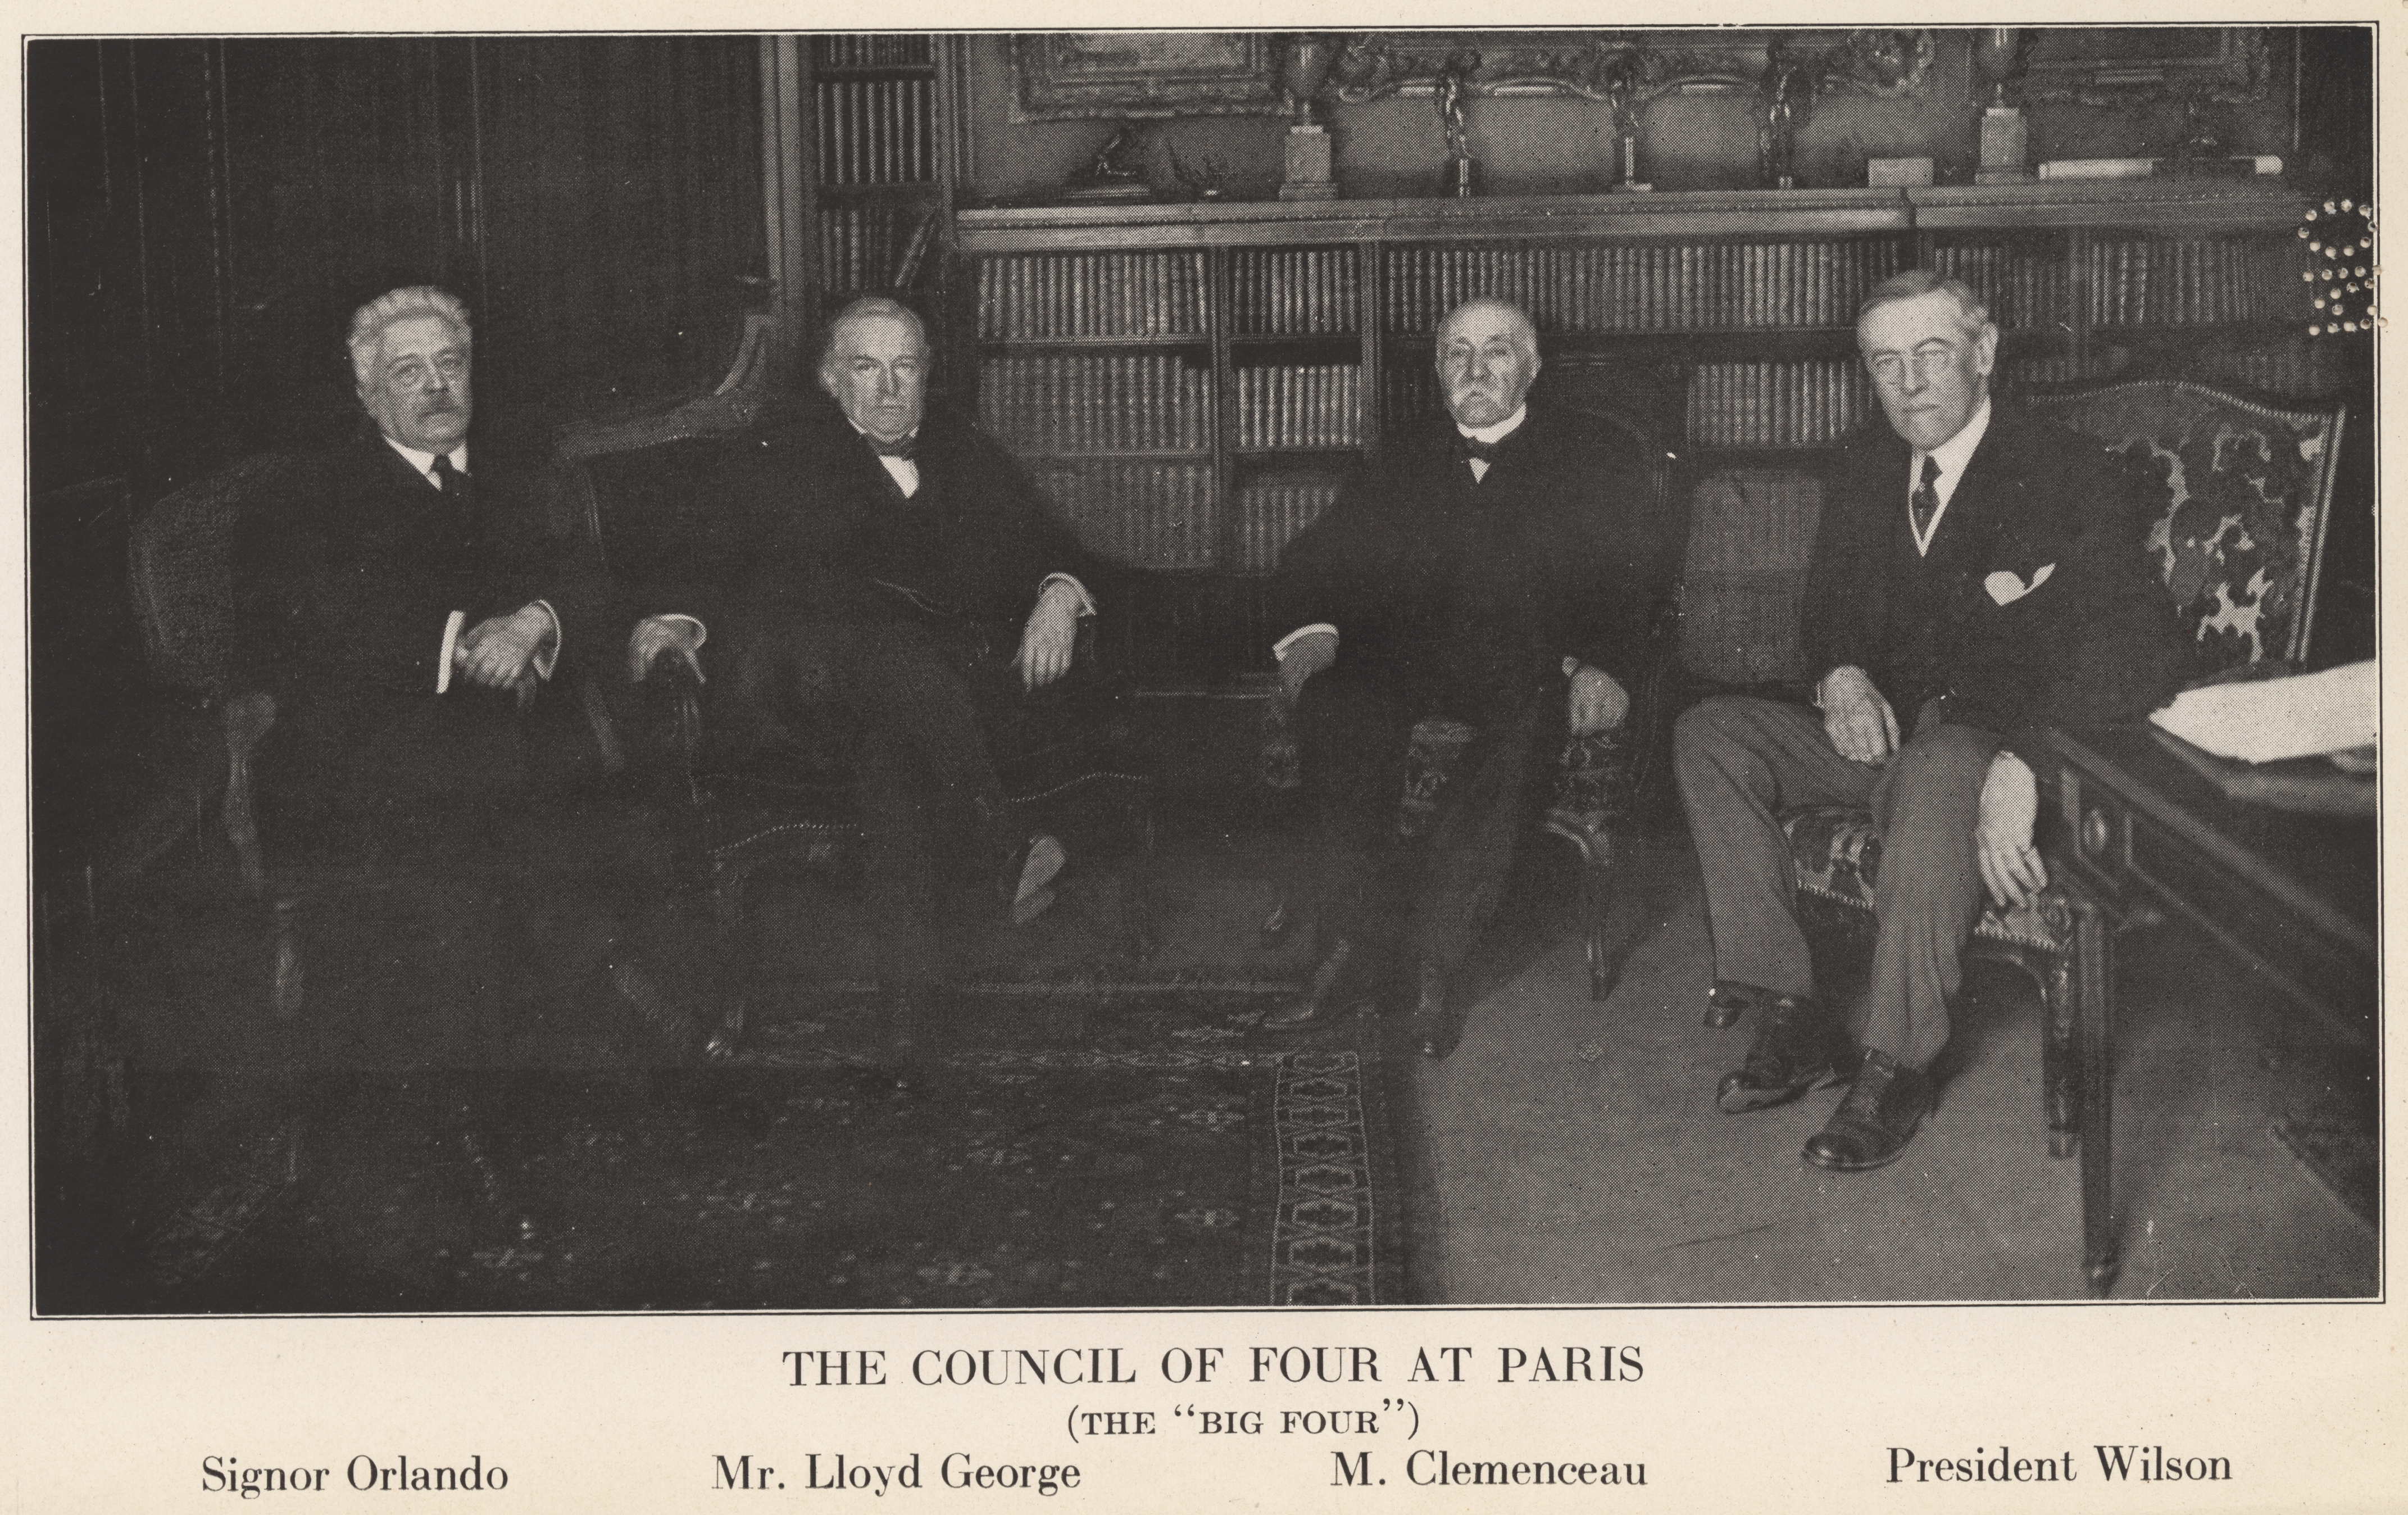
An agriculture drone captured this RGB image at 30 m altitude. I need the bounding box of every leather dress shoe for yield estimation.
[883,986,932,1090]
[1715,993,1846,1114]
[999,833,1067,926]
[1262,939,1365,1032]
[1409,962,1465,1061]
[1802,1049,1933,1172]
[1703,979,1777,1029]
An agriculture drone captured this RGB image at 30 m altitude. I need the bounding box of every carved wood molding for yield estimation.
[1325,29,1934,111]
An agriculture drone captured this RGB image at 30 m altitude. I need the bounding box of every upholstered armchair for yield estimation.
[1259,402,1683,1003]
[1769,379,2348,1158]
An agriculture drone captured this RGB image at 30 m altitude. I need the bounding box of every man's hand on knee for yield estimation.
[1818,665,1898,765]
[1013,579,1083,691]
[1566,663,1629,736]
[1975,750,2047,910]
[1277,629,1338,707]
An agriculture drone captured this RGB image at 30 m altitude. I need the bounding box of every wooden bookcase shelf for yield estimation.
[948,180,2316,690]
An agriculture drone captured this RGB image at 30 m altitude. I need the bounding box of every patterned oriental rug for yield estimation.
[122,991,1409,1313]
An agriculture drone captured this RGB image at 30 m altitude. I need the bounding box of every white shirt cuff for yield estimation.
[435,610,466,693]
[525,601,562,682]
[1274,624,1339,660]
[643,612,708,647]
[1040,574,1096,616]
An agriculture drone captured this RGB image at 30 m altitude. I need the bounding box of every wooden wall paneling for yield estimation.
[27,41,145,496]
[217,39,461,457]
[470,36,766,427]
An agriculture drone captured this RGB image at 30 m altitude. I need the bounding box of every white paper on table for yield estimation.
[2147,659,2377,764]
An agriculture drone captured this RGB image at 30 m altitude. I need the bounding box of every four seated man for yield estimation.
[227,275,2189,1176]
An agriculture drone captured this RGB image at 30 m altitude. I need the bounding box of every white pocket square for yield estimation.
[1984,563,2054,606]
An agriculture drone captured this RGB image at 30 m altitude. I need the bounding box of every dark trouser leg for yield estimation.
[1409,685,1548,979]
[1860,720,1997,1070]
[1292,669,1419,963]
[1673,695,1877,1002]
[750,616,1020,985]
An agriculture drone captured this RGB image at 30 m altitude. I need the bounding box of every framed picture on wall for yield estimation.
[1009,32,1285,121]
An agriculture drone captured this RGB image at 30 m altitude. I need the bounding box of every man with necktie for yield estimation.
[229,286,709,1230]
[703,297,1103,1069]
[237,285,703,850]
[1263,297,1661,1058]
[1674,270,2193,1171]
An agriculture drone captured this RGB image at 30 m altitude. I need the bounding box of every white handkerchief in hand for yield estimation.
[1984,562,2054,606]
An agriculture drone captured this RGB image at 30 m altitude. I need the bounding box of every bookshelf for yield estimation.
[955,179,2326,691]
[779,34,962,364]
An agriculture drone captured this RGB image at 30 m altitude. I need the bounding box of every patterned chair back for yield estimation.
[2023,380,2345,673]
[126,452,306,704]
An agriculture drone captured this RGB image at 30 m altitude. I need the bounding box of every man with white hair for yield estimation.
[237,284,697,850]
[1264,297,1662,1059]
[230,287,713,1155]
[694,296,1103,1079]
[1674,270,2192,1172]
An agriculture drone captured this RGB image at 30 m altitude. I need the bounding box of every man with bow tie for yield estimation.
[1263,297,1660,1058]
[706,297,1101,1065]
[1674,270,2192,1172]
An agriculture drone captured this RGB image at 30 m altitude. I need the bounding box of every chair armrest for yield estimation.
[634,654,705,769]
[220,691,277,894]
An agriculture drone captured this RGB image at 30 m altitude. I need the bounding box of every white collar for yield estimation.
[384,436,468,478]
[848,421,921,450]
[1456,405,1528,446]
[1918,397,1991,487]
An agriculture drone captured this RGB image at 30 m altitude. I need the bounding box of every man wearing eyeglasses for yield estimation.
[1672,270,2191,1172]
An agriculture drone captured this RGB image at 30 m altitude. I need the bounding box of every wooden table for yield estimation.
[2036,725,2377,1296]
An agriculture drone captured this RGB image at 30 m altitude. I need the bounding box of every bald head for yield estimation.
[1435,298,1541,429]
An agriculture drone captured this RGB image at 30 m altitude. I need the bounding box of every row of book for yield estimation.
[816,78,937,186]
[817,205,934,296]
[1685,362,1875,448]
[1034,463,1222,570]
[976,355,1212,453]
[1028,462,1344,576]
[1383,241,1908,334]
[1229,249,1361,335]
[2083,238,2305,326]
[812,35,934,70]
[977,253,1210,340]
[1233,365,1364,450]
[1232,475,1342,573]
[1929,243,2070,331]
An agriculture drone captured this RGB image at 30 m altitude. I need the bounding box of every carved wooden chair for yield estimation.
[125,451,649,1034]
[1259,402,1684,1003]
[1769,379,2347,1157]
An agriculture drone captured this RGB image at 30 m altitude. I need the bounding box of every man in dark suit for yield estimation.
[708,296,1102,1063]
[1674,270,2193,1171]
[231,287,708,1221]
[1265,297,1660,1059]
[226,280,712,1228]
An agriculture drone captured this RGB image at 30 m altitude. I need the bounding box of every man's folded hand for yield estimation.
[456,604,555,691]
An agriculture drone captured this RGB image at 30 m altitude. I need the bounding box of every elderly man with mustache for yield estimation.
[1264,297,1661,1058]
